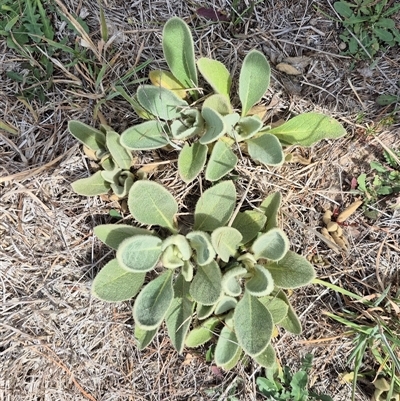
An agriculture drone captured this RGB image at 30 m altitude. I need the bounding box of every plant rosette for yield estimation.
[91,180,316,369]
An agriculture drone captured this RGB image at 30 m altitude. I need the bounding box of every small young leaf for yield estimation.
[68,120,106,152]
[203,94,233,115]
[92,259,145,302]
[182,260,194,282]
[221,266,247,297]
[165,274,194,353]
[231,211,267,245]
[252,228,290,261]
[71,171,110,196]
[258,296,289,324]
[205,140,238,182]
[190,261,222,305]
[128,181,178,232]
[211,226,242,262]
[149,69,187,98]
[120,120,169,150]
[215,325,240,367]
[134,325,158,350]
[234,116,263,141]
[170,109,204,139]
[185,316,220,347]
[268,113,346,146]
[197,58,232,98]
[117,235,162,273]
[245,265,274,297]
[239,50,271,116]
[133,270,174,330]
[199,107,226,144]
[254,344,276,368]
[265,251,316,288]
[178,142,208,183]
[162,235,192,260]
[194,180,236,231]
[259,192,282,232]
[162,17,198,89]
[186,231,216,266]
[137,85,187,121]
[214,295,237,315]
[105,130,133,170]
[234,291,273,357]
[94,224,153,250]
[247,133,284,166]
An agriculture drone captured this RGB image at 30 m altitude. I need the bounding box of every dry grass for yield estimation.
[1,0,399,400]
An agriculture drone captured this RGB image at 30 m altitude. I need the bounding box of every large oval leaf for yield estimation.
[233,291,273,357]
[239,50,270,116]
[71,171,110,196]
[92,259,145,302]
[268,113,346,146]
[165,274,194,353]
[197,58,231,98]
[205,140,238,182]
[251,228,289,261]
[149,69,187,98]
[162,17,198,89]
[247,133,284,166]
[133,270,174,330]
[120,120,169,150]
[117,235,162,272]
[105,130,133,170]
[211,226,242,262]
[68,120,106,152]
[137,85,187,120]
[194,181,236,231]
[178,142,208,183]
[189,261,222,306]
[94,224,153,250]
[128,181,178,232]
[264,250,316,289]
[203,94,232,115]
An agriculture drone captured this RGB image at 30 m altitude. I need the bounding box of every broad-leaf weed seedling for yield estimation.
[333,0,400,59]
[357,147,400,218]
[69,17,346,197]
[315,279,400,401]
[92,180,316,369]
[257,353,333,401]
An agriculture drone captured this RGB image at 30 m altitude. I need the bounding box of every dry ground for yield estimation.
[1,0,399,400]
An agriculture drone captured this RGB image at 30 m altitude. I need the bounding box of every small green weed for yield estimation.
[315,279,400,401]
[257,353,333,401]
[334,0,400,59]
[357,147,400,218]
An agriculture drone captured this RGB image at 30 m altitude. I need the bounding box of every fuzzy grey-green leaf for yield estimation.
[205,140,238,182]
[68,120,106,152]
[211,226,242,262]
[71,171,110,196]
[258,296,289,324]
[134,326,158,350]
[190,261,222,305]
[199,107,226,144]
[231,211,267,245]
[259,192,281,232]
[92,259,145,302]
[197,57,231,98]
[106,130,133,170]
[94,224,153,250]
[239,50,270,116]
[117,235,162,272]
[265,250,316,288]
[251,228,289,261]
[233,291,273,357]
[254,344,276,368]
[162,17,197,89]
[128,181,178,232]
[275,290,302,334]
[215,325,240,367]
[247,133,284,166]
[221,266,247,297]
[133,270,174,330]
[245,265,274,297]
[194,181,236,231]
[120,120,169,150]
[185,316,220,347]
[186,231,215,266]
[178,142,208,183]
